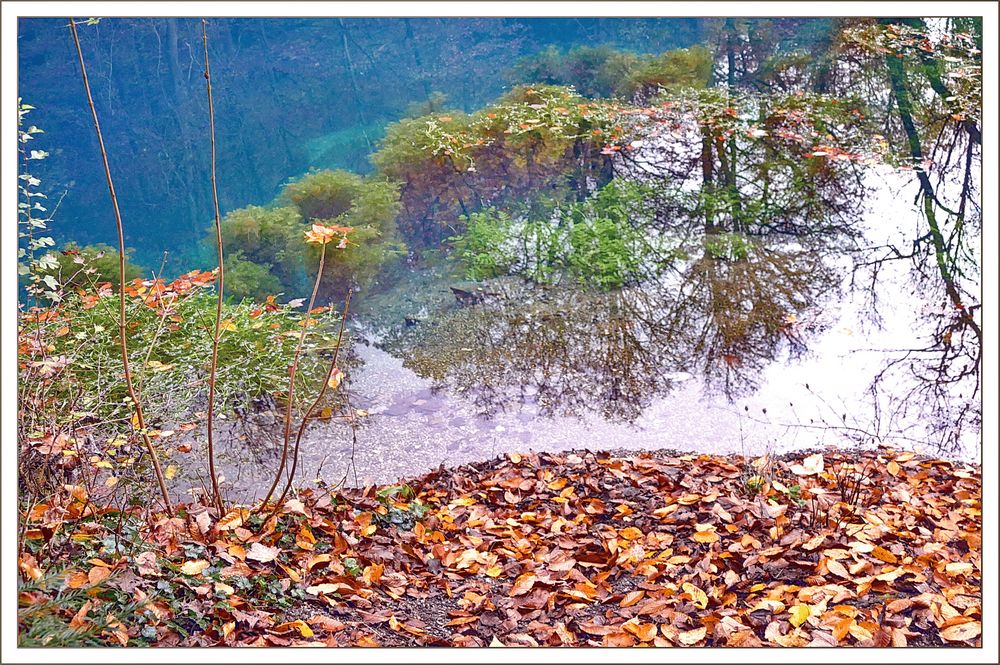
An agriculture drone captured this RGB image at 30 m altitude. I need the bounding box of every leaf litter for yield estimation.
[18,447,981,647]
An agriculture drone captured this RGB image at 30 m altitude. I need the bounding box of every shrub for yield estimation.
[282,170,405,298]
[621,46,714,98]
[218,205,307,294]
[451,179,678,289]
[372,85,621,246]
[508,44,713,100]
[224,251,285,302]
[215,170,405,301]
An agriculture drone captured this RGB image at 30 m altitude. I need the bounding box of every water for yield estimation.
[169,165,979,506]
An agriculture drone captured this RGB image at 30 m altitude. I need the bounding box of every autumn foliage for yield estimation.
[18,448,981,647]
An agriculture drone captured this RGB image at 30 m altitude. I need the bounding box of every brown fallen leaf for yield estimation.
[620,590,645,607]
[179,559,209,576]
[88,565,111,585]
[510,572,537,596]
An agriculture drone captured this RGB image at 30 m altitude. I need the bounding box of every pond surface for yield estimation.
[169,168,978,506]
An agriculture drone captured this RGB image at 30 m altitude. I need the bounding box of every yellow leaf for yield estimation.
[681,582,708,609]
[220,319,237,332]
[274,620,314,638]
[693,529,719,544]
[485,565,503,578]
[180,559,209,576]
[789,604,811,628]
[164,464,178,480]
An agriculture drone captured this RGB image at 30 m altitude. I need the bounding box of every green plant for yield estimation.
[219,205,308,295]
[216,171,404,301]
[17,100,61,303]
[18,570,142,647]
[372,84,625,246]
[704,232,753,261]
[373,484,429,531]
[508,44,713,100]
[17,273,342,440]
[450,179,677,289]
[450,209,519,280]
[222,252,284,302]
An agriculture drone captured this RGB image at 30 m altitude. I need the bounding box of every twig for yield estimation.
[268,290,352,519]
[69,18,172,515]
[255,244,329,512]
[202,18,225,512]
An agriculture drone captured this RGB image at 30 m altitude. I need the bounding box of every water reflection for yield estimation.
[396,237,840,422]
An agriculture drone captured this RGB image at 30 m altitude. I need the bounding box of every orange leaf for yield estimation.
[620,590,645,607]
[273,620,314,638]
[510,572,537,596]
[88,565,111,585]
[871,546,897,564]
[940,621,981,642]
[693,530,720,544]
[623,620,657,642]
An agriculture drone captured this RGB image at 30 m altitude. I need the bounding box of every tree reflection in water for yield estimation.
[398,237,840,422]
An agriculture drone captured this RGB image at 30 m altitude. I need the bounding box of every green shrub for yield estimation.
[214,170,405,301]
[218,205,307,294]
[224,251,284,302]
[372,85,621,246]
[450,209,519,280]
[621,46,714,97]
[508,44,713,100]
[281,170,405,298]
[451,179,677,289]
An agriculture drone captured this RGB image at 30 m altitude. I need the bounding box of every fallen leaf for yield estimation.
[510,572,537,596]
[789,604,811,628]
[940,620,981,642]
[179,560,209,576]
[677,626,707,646]
[273,620,314,638]
[246,542,280,563]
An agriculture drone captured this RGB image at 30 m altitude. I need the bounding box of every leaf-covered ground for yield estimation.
[19,447,981,647]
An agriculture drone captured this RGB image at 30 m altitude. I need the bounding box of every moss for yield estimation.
[214,170,405,302]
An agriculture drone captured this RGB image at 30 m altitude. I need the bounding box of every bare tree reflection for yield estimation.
[399,236,838,422]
